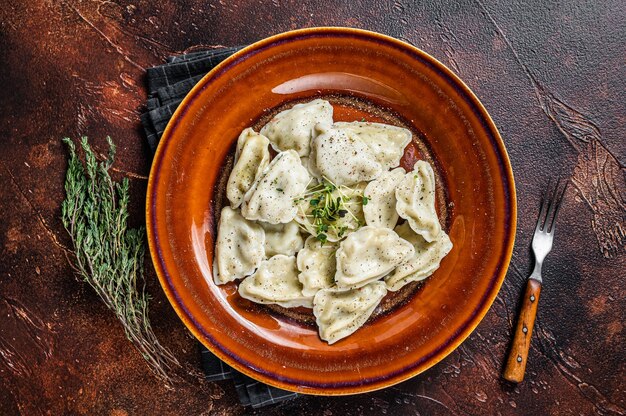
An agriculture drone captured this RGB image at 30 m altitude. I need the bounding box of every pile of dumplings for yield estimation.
[213,99,453,344]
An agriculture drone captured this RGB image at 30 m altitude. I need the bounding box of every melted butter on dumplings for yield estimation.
[385,222,453,291]
[335,226,414,289]
[395,160,441,242]
[313,281,387,344]
[241,150,310,224]
[238,255,313,308]
[213,207,265,284]
[226,128,271,208]
[260,99,333,157]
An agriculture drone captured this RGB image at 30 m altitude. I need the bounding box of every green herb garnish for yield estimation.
[362,196,369,206]
[61,137,179,383]
[316,233,328,244]
[294,177,364,243]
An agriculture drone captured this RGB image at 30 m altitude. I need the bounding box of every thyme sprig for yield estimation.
[61,137,179,383]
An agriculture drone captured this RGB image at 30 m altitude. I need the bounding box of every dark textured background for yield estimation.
[1,0,624,415]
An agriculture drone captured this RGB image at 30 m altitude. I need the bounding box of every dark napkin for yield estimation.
[141,48,299,408]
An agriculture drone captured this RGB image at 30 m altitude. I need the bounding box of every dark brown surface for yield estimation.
[0,0,623,414]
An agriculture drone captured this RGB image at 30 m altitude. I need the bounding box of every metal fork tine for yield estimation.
[536,178,551,231]
[547,179,568,233]
[543,178,559,229]
[543,178,561,232]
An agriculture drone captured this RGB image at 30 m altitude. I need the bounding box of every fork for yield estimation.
[503,178,568,383]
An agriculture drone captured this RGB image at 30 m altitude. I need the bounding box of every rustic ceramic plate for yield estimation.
[146,27,516,395]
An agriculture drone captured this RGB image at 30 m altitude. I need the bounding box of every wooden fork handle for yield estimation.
[503,278,542,383]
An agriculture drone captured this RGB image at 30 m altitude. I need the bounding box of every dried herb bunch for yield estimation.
[61,137,178,382]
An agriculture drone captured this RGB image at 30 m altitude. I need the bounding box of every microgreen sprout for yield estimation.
[292,177,365,244]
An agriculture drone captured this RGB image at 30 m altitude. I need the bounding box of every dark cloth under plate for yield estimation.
[141,47,300,409]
